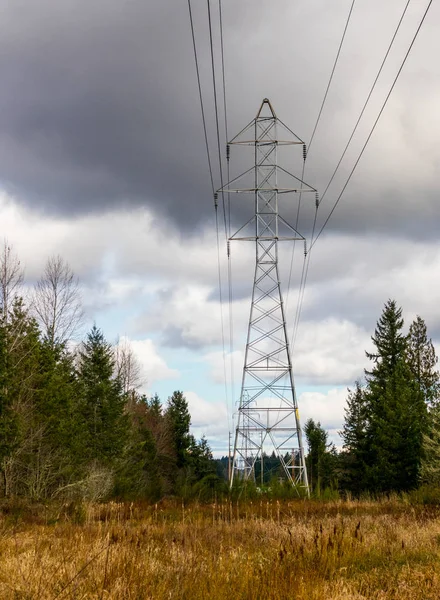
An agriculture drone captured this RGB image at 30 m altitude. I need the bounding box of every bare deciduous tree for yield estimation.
[34,255,84,346]
[0,241,24,323]
[114,337,144,395]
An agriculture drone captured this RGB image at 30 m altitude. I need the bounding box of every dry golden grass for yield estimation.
[0,498,440,599]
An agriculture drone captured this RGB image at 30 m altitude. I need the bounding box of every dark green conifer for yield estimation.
[165,391,191,468]
[340,381,369,493]
[407,315,440,408]
[343,300,427,493]
[78,325,128,464]
[304,419,337,494]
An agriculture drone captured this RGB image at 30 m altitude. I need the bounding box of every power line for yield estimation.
[285,145,307,312]
[266,1,356,413]
[227,240,235,419]
[318,0,412,209]
[218,0,235,414]
[291,0,433,349]
[292,0,412,347]
[312,0,433,248]
[208,0,231,428]
[285,0,356,314]
[218,0,228,147]
[187,0,230,425]
[207,0,228,239]
[292,208,318,351]
[215,199,231,426]
[187,0,215,195]
[308,0,357,154]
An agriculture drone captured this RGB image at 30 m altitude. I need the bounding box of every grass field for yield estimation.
[1,497,440,599]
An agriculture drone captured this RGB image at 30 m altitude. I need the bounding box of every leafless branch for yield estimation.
[114,337,144,394]
[34,255,84,346]
[0,240,24,323]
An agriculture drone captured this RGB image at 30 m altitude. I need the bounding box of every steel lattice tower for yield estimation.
[220,99,316,494]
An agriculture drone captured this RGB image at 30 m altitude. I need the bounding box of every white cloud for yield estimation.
[0,191,232,286]
[139,285,251,349]
[294,318,371,385]
[116,336,179,389]
[298,387,348,432]
[297,387,351,450]
[203,349,243,389]
[185,391,229,453]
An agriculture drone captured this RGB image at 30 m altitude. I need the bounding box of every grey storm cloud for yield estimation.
[0,0,439,237]
[0,0,213,226]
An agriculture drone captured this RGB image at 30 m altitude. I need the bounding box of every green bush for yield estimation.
[192,474,228,502]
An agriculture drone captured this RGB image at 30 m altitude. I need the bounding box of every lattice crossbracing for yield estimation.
[219,99,316,495]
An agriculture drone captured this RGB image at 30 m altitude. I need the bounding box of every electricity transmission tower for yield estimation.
[220,99,316,495]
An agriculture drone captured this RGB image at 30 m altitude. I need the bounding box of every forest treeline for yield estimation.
[0,243,219,501]
[1,241,439,501]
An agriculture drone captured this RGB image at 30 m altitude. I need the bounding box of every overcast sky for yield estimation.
[1,0,439,454]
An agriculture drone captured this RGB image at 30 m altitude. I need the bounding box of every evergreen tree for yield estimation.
[189,436,223,500]
[304,419,337,493]
[365,300,407,383]
[368,359,420,492]
[116,394,163,500]
[407,316,440,408]
[138,393,177,494]
[341,302,438,494]
[3,297,43,497]
[360,300,423,492]
[421,405,440,485]
[165,391,191,468]
[188,435,216,480]
[0,314,18,492]
[340,381,369,493]
[35,341,83,475]
[146,393,163,433]
[6,297,42,411]
[78,325,128,465]
[408,320,440,487]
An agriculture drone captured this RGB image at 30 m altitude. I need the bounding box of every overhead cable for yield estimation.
[292,0,433,349]
[292,0,412,345]
[207,0,228,239]
[219,0,236,411]
[285,0,356,314]
[308,0,357,154]
[318,0,412,210]
[187,0,215,195]
[215,196,231,424]
[218,0,228,152]
[312,0,433,248]
[187,0,230,424]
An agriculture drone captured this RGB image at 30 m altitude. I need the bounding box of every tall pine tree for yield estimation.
[343,300,426,493]
[421,404,440,485]
[78,325,128,465]
[340,381,369,493]
[165,391,191,469]
[4,297,43,497]
[0,312,17,494]
[116,394,163,500]
[407,316,439,408]
[304,419,337,494]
